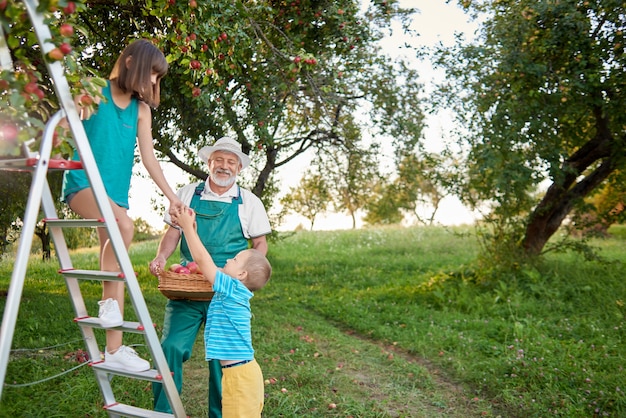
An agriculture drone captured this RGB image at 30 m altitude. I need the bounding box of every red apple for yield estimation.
[60,23,74,37]
[169,263,182,272]
[59,43,72,55]
[192,87,201,97]
[48,48,64,61]
[79,94,93,106]
[220,32,228,41]
[1,123,18,142]
[24,82,39,94]
[63,1,76,14]
[187,261,201,274]
[175,266,191,274]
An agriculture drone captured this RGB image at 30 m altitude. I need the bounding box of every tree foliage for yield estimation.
[72,0,424,199]
[1,0,425,243]
[362,179,403,226]
[436,0,626,257]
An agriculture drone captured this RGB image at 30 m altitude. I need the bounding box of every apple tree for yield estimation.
[435,0,626,257]
[1,0,425,245]
[72,0,424,199]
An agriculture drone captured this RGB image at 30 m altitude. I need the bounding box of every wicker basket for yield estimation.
[158,270,214,301]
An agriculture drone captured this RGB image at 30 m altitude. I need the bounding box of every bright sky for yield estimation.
[128,0,482,232]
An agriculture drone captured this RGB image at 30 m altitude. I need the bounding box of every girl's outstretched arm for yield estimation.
[136,101,184,216]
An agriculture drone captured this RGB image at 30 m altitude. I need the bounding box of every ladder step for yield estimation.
[45,218,105,228]
[91,362,168,383]
[0,157,83,172]
[103,402,176,418]
[75,317,147,334]
[59,268,126,282]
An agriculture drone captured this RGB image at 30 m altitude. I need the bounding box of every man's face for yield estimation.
[208,150,241,187]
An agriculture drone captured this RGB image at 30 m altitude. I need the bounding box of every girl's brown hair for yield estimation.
[109,39,168,108]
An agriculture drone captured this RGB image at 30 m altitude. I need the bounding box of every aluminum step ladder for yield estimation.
[0,1,186,416]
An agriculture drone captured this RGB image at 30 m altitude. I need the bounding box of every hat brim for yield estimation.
[198,145,251,170]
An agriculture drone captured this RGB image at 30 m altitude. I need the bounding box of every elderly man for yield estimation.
[149,137,271,416]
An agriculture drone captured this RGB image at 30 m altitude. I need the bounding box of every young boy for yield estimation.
[171,206,271,417]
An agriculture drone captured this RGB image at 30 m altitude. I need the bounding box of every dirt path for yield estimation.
[180,321,496,417]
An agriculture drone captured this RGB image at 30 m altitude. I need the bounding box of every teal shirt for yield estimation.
[62,81,139,209]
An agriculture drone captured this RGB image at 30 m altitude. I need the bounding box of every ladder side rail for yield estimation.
[0,23,15,402]
[0,108,60,401]
[24,2,185,415]
[0,23,12,69]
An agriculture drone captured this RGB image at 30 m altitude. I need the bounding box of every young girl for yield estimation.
[62,39,183,372]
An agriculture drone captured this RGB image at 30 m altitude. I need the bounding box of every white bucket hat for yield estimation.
[198,137,251,170]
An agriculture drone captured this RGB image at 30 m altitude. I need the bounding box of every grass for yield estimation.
[1,225,625,417]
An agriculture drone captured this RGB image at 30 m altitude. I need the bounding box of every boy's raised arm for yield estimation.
[172,208,218,283]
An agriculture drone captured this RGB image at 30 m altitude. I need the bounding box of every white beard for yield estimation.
[210,170,236,187]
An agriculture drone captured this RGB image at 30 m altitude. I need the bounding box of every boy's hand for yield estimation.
[172,206,196,230]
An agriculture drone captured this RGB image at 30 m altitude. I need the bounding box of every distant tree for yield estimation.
[325,136,381,229]
[281,171,330,230]
[436,0,626,257]
[362,180,404,226]
[133,218,159,242]
[0,170,30,255]
[394,152,446,225]
[0,168,65,259]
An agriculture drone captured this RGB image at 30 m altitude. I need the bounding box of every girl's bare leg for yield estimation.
[68,188,134,353]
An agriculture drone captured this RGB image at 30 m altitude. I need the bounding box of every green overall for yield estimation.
[153,183,248,417]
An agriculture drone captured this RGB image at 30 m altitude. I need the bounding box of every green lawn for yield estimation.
[1,225,625,417]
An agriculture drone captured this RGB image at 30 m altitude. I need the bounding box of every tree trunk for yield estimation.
[35,225,51,261]
[523,114,621,256]
[253,147,278,198]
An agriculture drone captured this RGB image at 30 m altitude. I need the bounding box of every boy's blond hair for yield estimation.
[242,248,272,291]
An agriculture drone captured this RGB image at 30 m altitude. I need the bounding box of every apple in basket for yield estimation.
[186,261,202,274]
[169,264,191,274]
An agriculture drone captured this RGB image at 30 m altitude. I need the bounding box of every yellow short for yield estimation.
[221,359,264,418]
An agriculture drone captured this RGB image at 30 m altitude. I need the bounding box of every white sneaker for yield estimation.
[98,298,123,328]
[105,345,150,372]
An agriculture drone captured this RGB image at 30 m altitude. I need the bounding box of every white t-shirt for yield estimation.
[164,180,271,239]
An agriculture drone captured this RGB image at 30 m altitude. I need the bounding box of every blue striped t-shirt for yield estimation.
[204,270,254,361]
